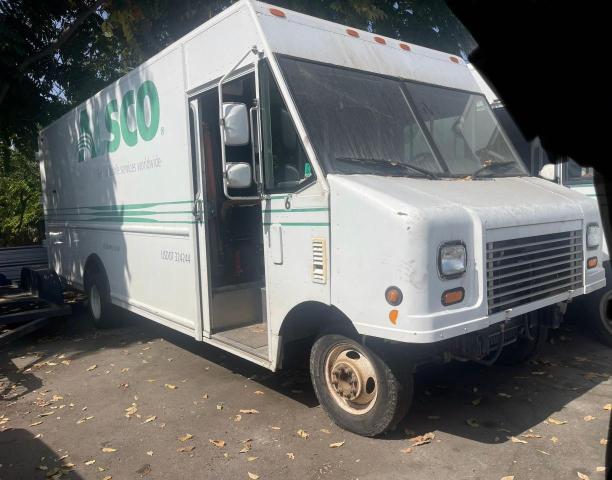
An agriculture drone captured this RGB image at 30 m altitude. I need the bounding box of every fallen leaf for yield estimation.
[164,384,177,390]
[466,418,480,427]
[102,476,112,480]
[577,472,590,480]
[584,415,596,422]
[400,447,412,454]
[604,404,612,411]
[202,394,209,399]
[254,391,264,396]
[501,476,515,480]
[551,436,559,444]
[297,429,309,439]
[125,404,138,418]
[209,439,226,448]
[329,441,345,448]
[240,441,252,453]
[216,403,224,411]
[121,368,129,373]
[84,460,96,465]
[239,409,259,414]
[536,450,550,455]
[178,434,193,442]
[509,436,528,444]
[320,428,331,434]
[286,452,295,460]
[177,446,195,453]
[410,432,435,447]
[600,438,608,445]
[136,464,151,476]
[146,451,153,456]
[596,467,606,472]
[270,426,280,430]
[521,433,542,439]
[87,365,97,371]
[30,421,43,426]
[102,447,117,453]
[234,414,242,422]
[547,417,567,425]
[248,473,260,480]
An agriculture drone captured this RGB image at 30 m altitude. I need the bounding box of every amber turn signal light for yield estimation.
[385,286,403,306]
[442,287,464,306]
[587,257,598,269]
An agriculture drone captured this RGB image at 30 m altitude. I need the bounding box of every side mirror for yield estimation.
[226,162,252,189]
[222,102,249,146]
[538,164,557,181]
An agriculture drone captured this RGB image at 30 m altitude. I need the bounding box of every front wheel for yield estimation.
[586,288,612,348]
[310,334,412,437]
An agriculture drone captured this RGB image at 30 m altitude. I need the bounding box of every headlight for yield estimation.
[587,224,601,249]
[438,242,467,278]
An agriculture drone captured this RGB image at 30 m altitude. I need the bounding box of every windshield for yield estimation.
[278,57,526,178]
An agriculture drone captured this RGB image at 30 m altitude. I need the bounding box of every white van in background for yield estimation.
[470,64,612,347]
[39,1,606,436]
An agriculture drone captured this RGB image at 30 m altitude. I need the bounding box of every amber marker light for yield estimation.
[399,43,411,51]
[389,309,399,325]
[587,257,598,269]
[385,286,403,306]
[374,36,386,45]
[269,8,286,17]
[449,56,459,63]
[442,287,464,306]
[346,28,359,37]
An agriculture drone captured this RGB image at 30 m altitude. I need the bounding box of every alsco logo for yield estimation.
[77,80,160,162]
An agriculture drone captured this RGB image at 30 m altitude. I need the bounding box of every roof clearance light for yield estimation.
[450,56,459,63]
[400,43,411,51]
[346,28,359,37]
[374,36,386,45]
[269,8,286,18]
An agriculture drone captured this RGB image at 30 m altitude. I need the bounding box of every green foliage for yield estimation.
[0,142,43,246]
[0,0,474,246]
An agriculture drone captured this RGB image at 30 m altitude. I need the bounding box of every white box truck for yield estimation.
[38,0,606,436]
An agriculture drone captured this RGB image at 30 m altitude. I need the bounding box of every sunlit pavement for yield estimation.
[1,307,610,480]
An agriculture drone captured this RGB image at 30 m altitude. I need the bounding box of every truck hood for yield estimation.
[327,174,598,229]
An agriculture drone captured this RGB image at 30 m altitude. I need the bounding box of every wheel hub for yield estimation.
[324,345,378,415]
[330,362,361,400]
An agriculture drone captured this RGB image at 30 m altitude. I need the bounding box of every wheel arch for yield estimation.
[83,253,109,293]
[277,301,358,367]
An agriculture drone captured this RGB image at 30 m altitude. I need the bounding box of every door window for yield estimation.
[259,62,314,193]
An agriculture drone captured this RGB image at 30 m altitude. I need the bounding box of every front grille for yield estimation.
[486,230,583,314]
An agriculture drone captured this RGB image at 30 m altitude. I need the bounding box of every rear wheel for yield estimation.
[310,334,412,437]
[85,272,114,328]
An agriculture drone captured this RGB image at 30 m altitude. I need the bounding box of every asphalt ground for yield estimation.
[0,307,610,480]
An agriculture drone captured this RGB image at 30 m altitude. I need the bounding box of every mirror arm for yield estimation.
[218,45,261,201]
[249,103,261,185]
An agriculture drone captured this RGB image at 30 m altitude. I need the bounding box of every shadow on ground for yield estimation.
[1,304,611,453]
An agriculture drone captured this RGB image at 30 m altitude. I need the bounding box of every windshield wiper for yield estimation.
[471,159,516,178]
[335,156,440,180]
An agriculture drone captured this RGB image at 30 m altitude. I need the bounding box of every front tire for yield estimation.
[586,288,612,348]
[310,334,412,437]
[85,272,114,328]
[497,323,548,366]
